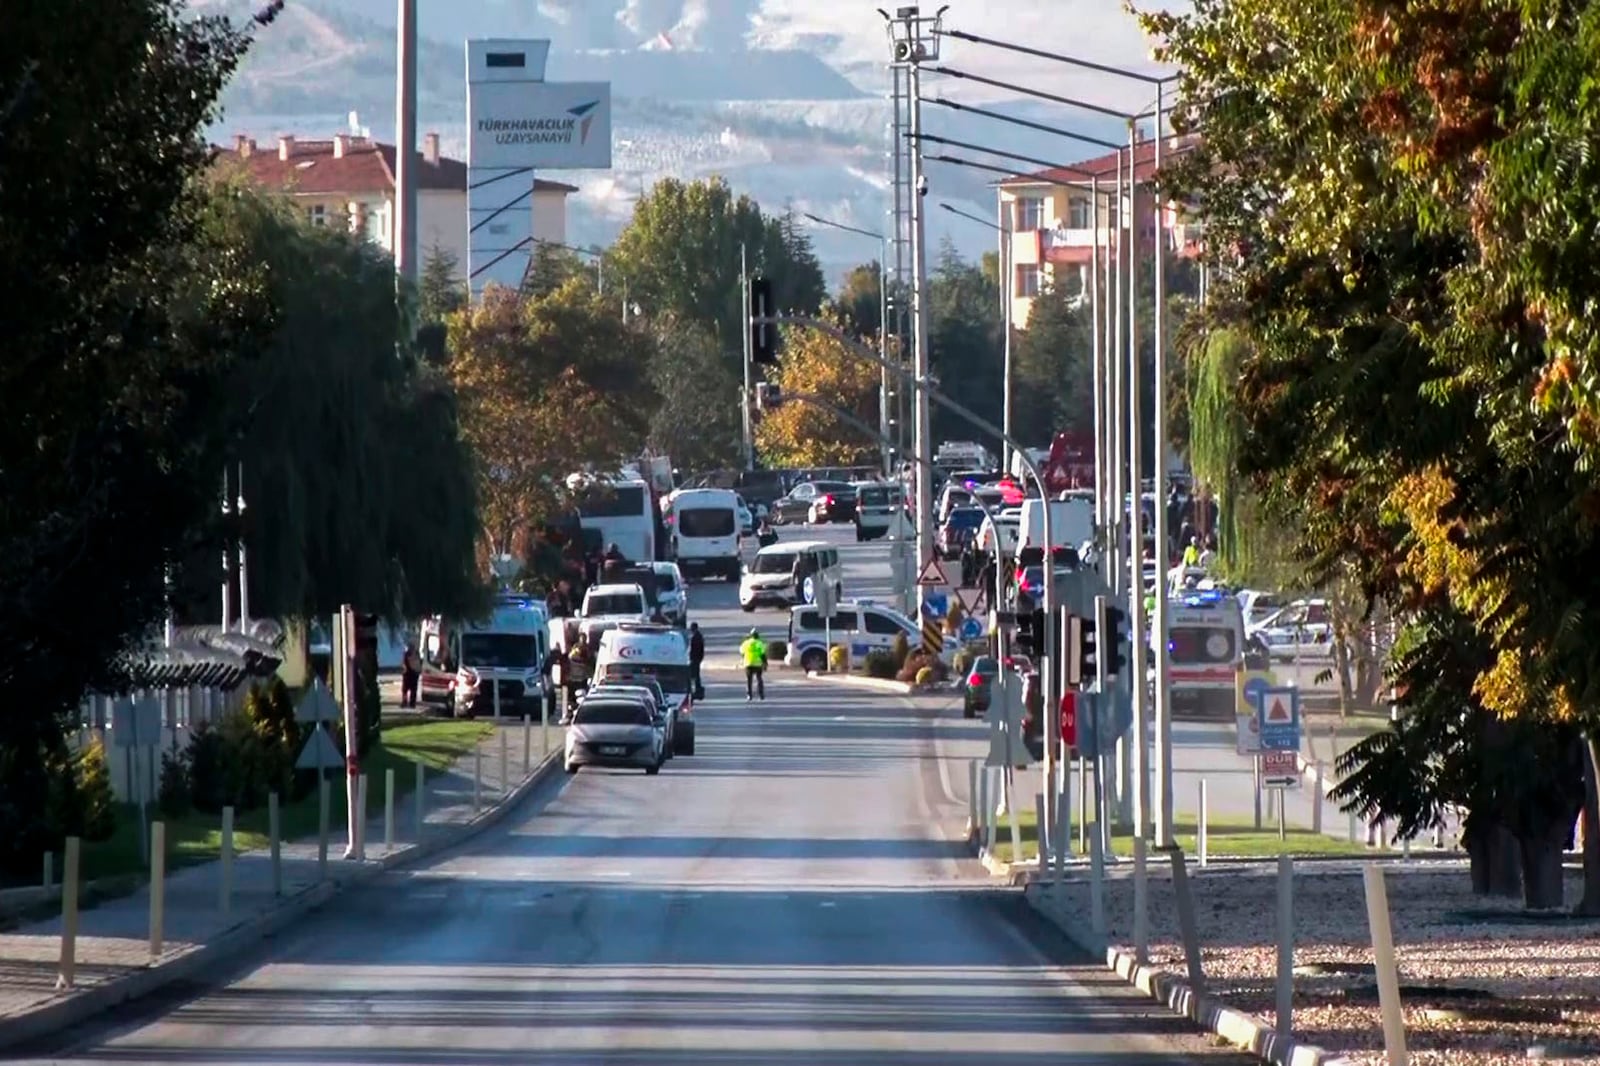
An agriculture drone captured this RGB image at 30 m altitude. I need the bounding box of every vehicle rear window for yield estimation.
[1170,626,1237,663]
[573,702,651,726]
[587,593,644,615]
[946,508,985,528]
[677,507,735,538]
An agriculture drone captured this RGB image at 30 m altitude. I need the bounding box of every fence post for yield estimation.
[1362,865,1410,1064]
[414,761,425,838]
[268,791,282,897]
[499,726,509,796]
[523,713,532,772]
[56,837,81,990]
[1276,855,1294,1039]
[1198,779,1209,868]
[1312,761,1324,833]
[219,806,234,916]
[474,746,483,813]
[149,822,166,956]
[384,768,396,850]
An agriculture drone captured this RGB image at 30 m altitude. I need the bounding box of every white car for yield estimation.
[578,583,653,645]
[649,561,689,626]
[734,495,756,536]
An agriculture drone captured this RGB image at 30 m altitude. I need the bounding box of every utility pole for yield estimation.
[997,191,1014,473]
[878,238,892,476]
[885,5,940,586]
[1152,86,1174,848]
[220,469,232,630]
[1090,175,1105,583]
[236,462,249,633]
[741,243,754,471]
[1126,119,1151,843]
[394,0,418,289]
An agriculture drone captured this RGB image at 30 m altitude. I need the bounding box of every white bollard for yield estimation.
[56,837,80,990]
[268,792,282,897]
[317,777,330,880]
[414,761,425,838]
[1362,866,1410,1064]
[967,760,978,837]
[474,746,483,812]
[149,822,166,956]
[384,768,395,850]
[1276,855,1294,1038]
[1089,830,1107,935]
[1198,779,1209,868]
[1312,762,1324,833]
[356,773,368,859]
[541,696,550,756]
[1132,835,1149,964]
[499,727,509,795]
[523,714,532,772]
[219,806,234,916]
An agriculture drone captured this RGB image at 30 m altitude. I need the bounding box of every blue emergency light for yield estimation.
[1181,589,1226,608]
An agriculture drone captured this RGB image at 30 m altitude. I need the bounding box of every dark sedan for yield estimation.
[769,480,854,525]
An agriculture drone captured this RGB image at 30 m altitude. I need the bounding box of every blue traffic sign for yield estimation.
[1254,686,1302,752]
[921,592,949,620]
[959,616,983,642]
[1241,675,1275,717]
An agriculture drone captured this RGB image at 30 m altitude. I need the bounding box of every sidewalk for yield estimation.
[0,719,563,1049]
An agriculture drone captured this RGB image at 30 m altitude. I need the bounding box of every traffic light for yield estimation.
[1062,611,1098,688]
[1101,601,1128,680]
[749,276,778,365]
[1012,609,1037,658]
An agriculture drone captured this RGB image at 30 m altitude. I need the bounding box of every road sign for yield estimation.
[954,586,981,614]
[815,577,838,620]
[959,616,984,642]
[1255,686,1302,752]
[916,554,950,587]
[110,697,161,749]
[1060,692,1078,748]
[1260,749,1301,789]
[295,724,343,771]
[921,591,949,620]
[295,680,341,724]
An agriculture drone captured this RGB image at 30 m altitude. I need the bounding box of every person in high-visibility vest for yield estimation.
[740,628,768,702]
[1182,536,1201,568]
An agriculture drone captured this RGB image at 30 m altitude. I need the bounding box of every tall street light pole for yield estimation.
[1150,83,1173,848]
[937,202,1011,474]
[800,213,894,477]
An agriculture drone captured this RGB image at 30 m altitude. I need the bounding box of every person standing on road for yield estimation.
[400,643,421,708]
[688,622,706,700]
[601,542,628,584]
[740,628,768,702]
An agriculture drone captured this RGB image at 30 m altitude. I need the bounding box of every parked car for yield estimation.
[769,480,853,525]
[808,486,858,524]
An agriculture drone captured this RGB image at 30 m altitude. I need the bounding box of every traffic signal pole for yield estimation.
[740,244,755,471]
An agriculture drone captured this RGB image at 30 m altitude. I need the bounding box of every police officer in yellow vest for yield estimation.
[740,628,768,702]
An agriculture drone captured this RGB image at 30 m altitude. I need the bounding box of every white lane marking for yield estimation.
[935,749,958,805]
[818,901,837,908]
[597,870,633,878]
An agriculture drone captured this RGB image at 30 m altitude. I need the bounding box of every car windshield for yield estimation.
[752,551,797,574]
[972,656,999,677]
[459,633,539,668]
[587,593,644,616]
[947,508,985,528]
[677,507,735,538]
[573,702,651,727]
[599,662,691,694]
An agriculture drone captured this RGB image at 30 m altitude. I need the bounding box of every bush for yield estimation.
[828,645,849,672]
[75,737,116,842]
[158,742,191,819]
[863,649,899,679]
[897,648,931,683]
[43,745,85,841]
[899,648,950,685]
[218,711,271,812]
[245,679,300,799]
[187,720,227,814]
[915,666,935,687]
[889,632,910,670]
[952,649,974,676]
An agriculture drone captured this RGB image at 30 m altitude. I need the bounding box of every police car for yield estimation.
[784,599,958,674]
[1159,587,1245,719]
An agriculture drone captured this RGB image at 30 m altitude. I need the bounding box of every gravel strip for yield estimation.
[1042,863,1600,1064]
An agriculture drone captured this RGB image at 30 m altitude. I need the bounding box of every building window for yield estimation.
[1068,196,1091,229]
[307,204,327,227]
[365,204,387,244]
[1015,197,1045,231]
[1015,264,1042,298]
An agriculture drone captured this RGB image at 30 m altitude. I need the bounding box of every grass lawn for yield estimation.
[76,719,494,884]
[985,806,1385,865]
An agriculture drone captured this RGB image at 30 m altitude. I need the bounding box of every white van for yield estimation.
[667,487,742,581]
[418,598,551,718]
[1018,497,1095,555]
[739,539,843,612]
[853,481,904,541]
[578,583,653,646]
[595,623,695,755]
[784,599,956,672]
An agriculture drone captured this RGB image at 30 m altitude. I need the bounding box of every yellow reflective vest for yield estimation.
[741,637,768,668]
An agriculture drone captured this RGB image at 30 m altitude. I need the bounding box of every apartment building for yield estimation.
[996,135,1202,327]
[213,130,577,280]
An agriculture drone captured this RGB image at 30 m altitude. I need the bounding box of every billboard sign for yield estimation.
[467,80,613,170]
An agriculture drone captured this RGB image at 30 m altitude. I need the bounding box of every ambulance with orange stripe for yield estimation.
[1163,587,1245,719]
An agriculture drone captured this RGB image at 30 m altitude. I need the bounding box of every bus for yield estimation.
[572,476,661,563]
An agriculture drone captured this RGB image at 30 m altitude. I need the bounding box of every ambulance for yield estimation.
[418,596,552,718]
[1162,587,1245,719]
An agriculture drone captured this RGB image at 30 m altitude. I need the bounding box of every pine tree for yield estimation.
[75,737,117,842]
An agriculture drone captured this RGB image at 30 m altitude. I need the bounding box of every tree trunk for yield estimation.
[1576,733,1600,916]
[1467,819,1523,898]
[1518,820,1569,911]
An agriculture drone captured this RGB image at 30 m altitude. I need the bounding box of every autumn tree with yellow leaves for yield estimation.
[447,280,655,565]
[754,316,883,469]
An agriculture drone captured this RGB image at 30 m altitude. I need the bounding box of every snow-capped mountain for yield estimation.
[195,0,1173,282]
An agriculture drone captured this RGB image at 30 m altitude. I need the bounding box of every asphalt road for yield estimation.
[16,524,1257,1066]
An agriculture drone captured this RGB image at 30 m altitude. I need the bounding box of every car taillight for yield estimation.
[823,495,834,506]
[967,672,983,686]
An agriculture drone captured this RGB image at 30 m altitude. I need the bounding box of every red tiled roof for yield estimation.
[211,135,579,196]
[1000,133,1201,188]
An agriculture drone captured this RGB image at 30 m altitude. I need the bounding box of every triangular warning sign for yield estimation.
[916,554,950,587]
[957,586,988,614]
[1266,695,1292,723]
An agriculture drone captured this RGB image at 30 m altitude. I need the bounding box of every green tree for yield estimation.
[1011,281,1092,447]
[754,316,881,468]
[609,178,826,348]
[0,0,279,878]
[418,244,466,322]
[202,187,483,622]
[75,739,117,842]
[928,241,1004,451]
[831,262,883,337]
[646,318,744,472]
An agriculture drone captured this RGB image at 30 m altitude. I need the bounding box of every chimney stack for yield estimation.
[334,133,350,158]
[277,135,295,161]
[423,132,440,165]
[233,133,248,153]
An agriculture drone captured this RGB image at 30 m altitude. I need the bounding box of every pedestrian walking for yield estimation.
[688,622,706,700]
[400,643,421,708]
[740,628,768,701]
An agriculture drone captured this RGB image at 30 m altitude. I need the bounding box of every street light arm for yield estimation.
[936,27,1178,86]
[940,201,999,232]
[801,212,884,243]
[923,96,1125,152]
[928,66,1135,121]
[911,132,1101,182]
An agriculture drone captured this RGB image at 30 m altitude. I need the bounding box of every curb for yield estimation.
[0,747,565,1052]
[804,672,913,695]
[1023,884,1333,1066]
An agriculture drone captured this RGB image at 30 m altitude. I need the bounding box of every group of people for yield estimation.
[545,542,632,618]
